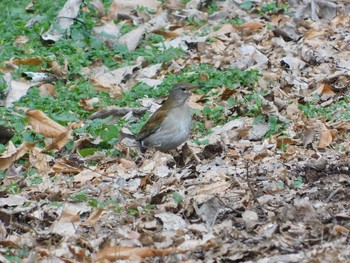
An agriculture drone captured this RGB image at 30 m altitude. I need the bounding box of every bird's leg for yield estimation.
[181,143,201,164]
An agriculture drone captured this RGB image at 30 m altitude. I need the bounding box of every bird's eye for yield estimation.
[181,87,186,91]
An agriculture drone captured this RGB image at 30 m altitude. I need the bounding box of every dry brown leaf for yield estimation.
[81,208,104,226]
[331,225,350,236]
[38,83,56,96]
[118,26,146,51]
[42,127,72,151]
[25,1,34,12]
[109,0,160,17]
[209,24,235,38]
[14,36,30,47]
[3,73,36,107]
[41,0,82,42]
[26,109,67,138]
[94,246,184,261]
[0,142,34,170]
[153,29,180,39]
[29,147,54,173]
[318,122,333,149]
[234,21,264,31]
[84,62,141,96]
[188,181,230,199]
[275,137,297,149]
[312,83,335,101]
[51,204,87,237]
[79,97,100,110]
[74,169,101,184]
[60,206,81,223]
[48,61,68,78]
[92,19,123,47]
[304,29,324,40]
[155,212,187,231]
[188,93,204,110]
[0,195,27,207]
[52,158,82,174]
[12,57,42,66]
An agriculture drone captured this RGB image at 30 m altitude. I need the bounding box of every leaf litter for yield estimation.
[1,0,350,262]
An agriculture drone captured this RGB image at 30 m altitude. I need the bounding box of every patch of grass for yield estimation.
[266,115,287,137]
[0,0,265,157]
[299,95,350,121]
[192,120,212,136]
[258,1,290,15]
[202,104,226,125]
[5,248,30,263]
[207,2,220,15]
[4,182,20,194]
[70,191,88,202]
[87,197,120,209]
[220,17,244,26]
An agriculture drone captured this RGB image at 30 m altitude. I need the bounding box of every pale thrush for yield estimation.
[136,82,197,152]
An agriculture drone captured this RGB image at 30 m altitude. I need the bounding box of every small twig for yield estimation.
[245,161,266,217]
[325,186,342,203]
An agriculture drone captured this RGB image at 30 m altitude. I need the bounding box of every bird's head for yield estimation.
[167,82,197,105]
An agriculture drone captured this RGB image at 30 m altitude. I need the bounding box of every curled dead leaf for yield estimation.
[94,246,184,261]
[4,73,35,107]
[29,147,54,173]
[0,142,34,170]
[41,0,82,43]
[318,122,333,149]
[52,158,83,174]
[331,225,349,236]
[42,127,72,152]
[38,83,56,97]
[26,110,67,138]
[14,36,29,47]
[81,208,104,226]
[234,21,264,31]
[12,57,43,66]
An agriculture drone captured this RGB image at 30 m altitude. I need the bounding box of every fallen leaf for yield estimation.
[234,21,264,31]
[41,0,82,42]
[12,57,42,66]
[109,0,160,17]
[38,83,56,96]
[3,73,35,107]
[26,110,67,138]
[29,147,54,173]
[94,246,184,261]
[318,122,333,149]
[155,212,187,231]
[92,19,123,47]
[0,142,33,170]
[42,127,72,151]
[81,208,104,226]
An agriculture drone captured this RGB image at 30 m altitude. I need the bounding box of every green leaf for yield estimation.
[194,139,209,146]
[240,0,253,10]
[172,192,184,204]
[294,176,303,188]
[70,192,88,202]
[277,180,284,189]
[78,148,99,157]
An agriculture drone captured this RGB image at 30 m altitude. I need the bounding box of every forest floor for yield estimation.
[0,0,350,262]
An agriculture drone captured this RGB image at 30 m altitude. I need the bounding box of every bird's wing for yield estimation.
[136,107,168,141]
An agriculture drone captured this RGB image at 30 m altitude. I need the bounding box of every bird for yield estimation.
[136,82,197,152]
